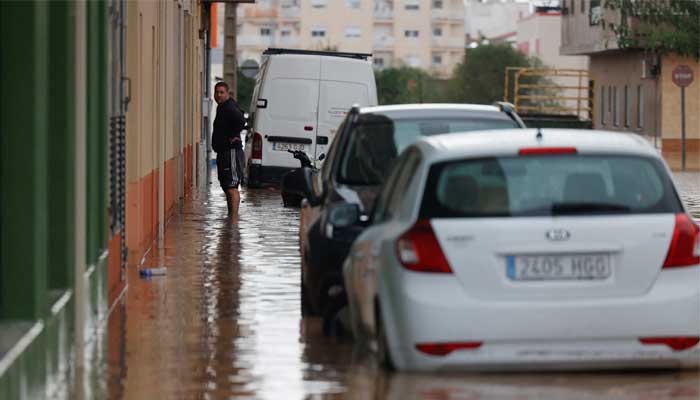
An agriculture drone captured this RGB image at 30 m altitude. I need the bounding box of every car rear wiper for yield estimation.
[550,202,631,215]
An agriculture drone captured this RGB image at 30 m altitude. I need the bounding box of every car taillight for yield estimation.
[662,213,700,268]
[252,132,263,160]
[415,342,483,356]
[639,337,700,352]
[518,147,577,155]
[396,219,452,273]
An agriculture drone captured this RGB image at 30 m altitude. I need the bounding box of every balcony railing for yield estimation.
[373,37,395,49]
[237,35,275,47]
[431,8,465,22]
[278,36,300,47]
[374,7,394,20]
[431,37,464,48]
[279,6,300,20]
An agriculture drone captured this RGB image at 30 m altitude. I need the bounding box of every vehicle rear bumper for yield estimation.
[380,267,700,371]
[247,164,295,187]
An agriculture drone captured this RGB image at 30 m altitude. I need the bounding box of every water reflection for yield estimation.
[97,173,700,400]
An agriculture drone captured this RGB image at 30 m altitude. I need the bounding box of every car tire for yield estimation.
[375,303,395,371]
[301,279,315,317]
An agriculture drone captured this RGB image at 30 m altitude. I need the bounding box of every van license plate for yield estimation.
[273,142,306,152]
[506,254,611,281]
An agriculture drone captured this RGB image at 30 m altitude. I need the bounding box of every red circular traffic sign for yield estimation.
[672,65,694,87]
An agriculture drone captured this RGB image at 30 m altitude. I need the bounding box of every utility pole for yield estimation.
[224,3,237,98]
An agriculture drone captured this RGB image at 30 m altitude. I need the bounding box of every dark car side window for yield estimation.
[372,150,412,223]
[373,148,421,223]
[383,149,421,220]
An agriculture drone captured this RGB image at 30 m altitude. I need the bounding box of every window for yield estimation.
[419,155,681,218]
[404,30,419,38]
[432,0,443,8]
[346,0,361,8]
[433,27,442,37]
[311,0,327,8]
[260,27,272,36]
[432,54,442,65]
[600,86,606,126]
[581,0,586,13]
[405,0,419,10]
[612,86,619,127]
[281,29,291,37]
[637,85,644,129]
[571,0,575,15]
[590,0,602,25]
[345,26,361,38]
[311,27,326,37]
[624,85,631,128]
[373,57,385,67]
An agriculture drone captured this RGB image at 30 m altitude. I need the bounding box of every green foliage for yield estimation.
[450,44,544,104]
[375,67,450,105]
[603,0,700,58]
[236,70,255,112]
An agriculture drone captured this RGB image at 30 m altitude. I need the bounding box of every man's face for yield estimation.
[214,85,229,104]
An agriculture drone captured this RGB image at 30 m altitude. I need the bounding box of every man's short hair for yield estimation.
[215,81,229,91]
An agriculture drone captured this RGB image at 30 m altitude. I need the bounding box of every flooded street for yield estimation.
[95,171,700,400]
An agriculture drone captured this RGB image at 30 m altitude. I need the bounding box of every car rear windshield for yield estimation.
[338,113,520,185]
[420,155,682,218]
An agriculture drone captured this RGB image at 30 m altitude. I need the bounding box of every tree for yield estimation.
[375,67,450,105]
[450,44,544,104]
[236,70,255,113]
[603,0,700,59]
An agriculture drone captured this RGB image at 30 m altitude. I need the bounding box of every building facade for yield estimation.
[236,0,466,77]
[464,0,530,46]
[0,1,208,397]
[560,0,699,170]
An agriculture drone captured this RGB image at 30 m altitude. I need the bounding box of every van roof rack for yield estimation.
[263,48,372,60]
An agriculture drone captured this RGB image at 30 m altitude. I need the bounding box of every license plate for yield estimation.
[506,254,611,281]
[272,142,306,152]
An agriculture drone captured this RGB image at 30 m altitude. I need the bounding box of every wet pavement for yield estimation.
[92,171,700,400]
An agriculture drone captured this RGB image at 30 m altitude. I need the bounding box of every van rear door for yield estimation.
[257,55,321,170]
[315,57,375,164]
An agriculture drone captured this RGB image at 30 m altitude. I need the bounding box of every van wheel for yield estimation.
[375,303,395,370]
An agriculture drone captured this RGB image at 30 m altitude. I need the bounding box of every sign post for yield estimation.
[672,65,694,170]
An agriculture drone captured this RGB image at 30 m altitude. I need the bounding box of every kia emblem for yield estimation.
[546,229,571,241]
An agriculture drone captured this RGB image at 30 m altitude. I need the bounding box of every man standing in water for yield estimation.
[212,81,246,216]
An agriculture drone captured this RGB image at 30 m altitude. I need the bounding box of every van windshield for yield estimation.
[337,112,520,186]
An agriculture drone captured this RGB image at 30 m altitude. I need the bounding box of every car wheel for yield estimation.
[375,303,395,371]
[301,279,314,317]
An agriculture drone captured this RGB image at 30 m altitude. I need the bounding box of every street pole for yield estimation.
[224,3,237,98]
[681,86,686,170]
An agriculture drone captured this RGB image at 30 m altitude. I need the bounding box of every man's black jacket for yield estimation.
[212,98,246,153]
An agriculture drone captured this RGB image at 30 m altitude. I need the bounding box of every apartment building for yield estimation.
[560,0,699,170]
[236,0,465,77]
[464,0,530,46]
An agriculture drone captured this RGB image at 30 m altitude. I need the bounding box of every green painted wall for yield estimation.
[0,0,50,321]
[0,1,112,398]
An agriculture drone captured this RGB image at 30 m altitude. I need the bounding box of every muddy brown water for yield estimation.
[76,172,699,399]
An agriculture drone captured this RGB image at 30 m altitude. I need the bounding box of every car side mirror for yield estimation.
[327,203,361,229]
[282,167,321,206]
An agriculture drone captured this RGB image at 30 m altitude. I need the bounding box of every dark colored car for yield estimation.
[290,103,526,332]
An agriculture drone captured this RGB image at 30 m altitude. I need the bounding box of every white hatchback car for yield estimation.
[343,129,700,371]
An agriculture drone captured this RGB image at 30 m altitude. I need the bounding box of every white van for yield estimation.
[245,48,378,187]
